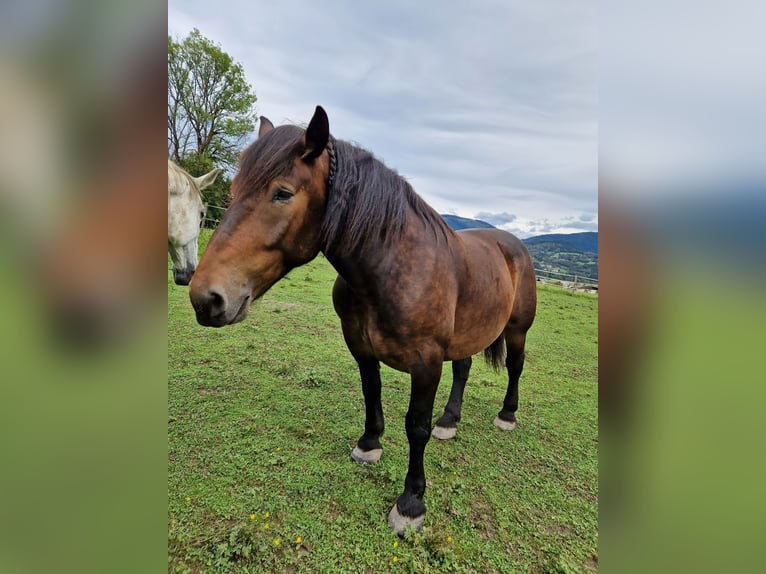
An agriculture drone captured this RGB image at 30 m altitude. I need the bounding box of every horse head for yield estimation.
[167,161,220,285]
[189,106,332,326]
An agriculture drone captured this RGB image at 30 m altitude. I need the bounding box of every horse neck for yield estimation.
[320,141,456,295]
[322,206,454,299]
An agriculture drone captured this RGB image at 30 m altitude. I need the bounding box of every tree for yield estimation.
[168,28,257,172]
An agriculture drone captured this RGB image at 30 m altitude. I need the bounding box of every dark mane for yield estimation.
[233,125,453,256]
[320,138,453,257]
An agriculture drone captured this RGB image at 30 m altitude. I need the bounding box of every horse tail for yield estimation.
[483,334,506,372]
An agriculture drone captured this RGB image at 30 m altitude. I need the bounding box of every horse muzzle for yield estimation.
[189,281,251,327]
[172,266,195,286]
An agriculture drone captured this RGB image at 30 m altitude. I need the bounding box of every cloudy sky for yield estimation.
[169,1,597,238]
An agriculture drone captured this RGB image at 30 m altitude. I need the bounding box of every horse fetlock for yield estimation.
[435,411,460,427]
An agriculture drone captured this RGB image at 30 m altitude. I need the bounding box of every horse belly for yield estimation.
[445,310,510,361]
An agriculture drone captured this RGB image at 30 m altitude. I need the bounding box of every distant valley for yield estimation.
[440,215,598,282]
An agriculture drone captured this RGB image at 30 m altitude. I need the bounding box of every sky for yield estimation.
[599,1,766,199]
[169,1,597,238]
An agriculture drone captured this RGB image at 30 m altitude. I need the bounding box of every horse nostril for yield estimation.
[208,290,225,313]
[190,285,225,312]
[189,283,233,326]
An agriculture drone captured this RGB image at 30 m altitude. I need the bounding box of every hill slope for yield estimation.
[523,233,598,281]
[524,232,598,254]
[440,214,495,230]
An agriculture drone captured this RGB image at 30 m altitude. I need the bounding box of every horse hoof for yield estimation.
[388,504,425,535]
[351,446,382,464]
[431,425,457,440]
[493,416,517,431]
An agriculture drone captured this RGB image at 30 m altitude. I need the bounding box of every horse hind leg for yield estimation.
[350,357,385,464]
[494,329,527,431]
[432,357,472,440]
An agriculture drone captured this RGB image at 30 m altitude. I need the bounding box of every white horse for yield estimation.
[168,160,221,285]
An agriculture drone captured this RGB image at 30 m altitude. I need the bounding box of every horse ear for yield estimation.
[194,168,222,191]
[258,116,274,138]
[302,105,329,161]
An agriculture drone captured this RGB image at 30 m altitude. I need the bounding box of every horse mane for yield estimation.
[168,159,204,202]
[234,126,453,257]
[320,138,453,257]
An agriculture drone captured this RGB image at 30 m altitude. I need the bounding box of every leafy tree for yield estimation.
[168,28,256,226]
[168,28,257,167]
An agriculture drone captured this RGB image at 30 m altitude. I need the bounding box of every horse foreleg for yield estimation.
[388,359,442,534]
[432,357,472,440]
[350,357,384,464]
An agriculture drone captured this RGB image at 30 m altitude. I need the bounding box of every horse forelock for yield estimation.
[231,125,304,202]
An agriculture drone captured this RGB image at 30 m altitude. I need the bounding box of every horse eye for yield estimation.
[272,187,294,202]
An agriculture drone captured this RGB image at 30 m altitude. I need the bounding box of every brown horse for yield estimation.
[189,106,536,534]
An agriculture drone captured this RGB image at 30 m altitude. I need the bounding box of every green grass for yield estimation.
[169,230,597,573]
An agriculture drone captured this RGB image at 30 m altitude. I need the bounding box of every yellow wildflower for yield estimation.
[295,536,303,544]
[263,523,269,529]
[274,538,281,546]
[392,556,398,562]
[249,514,255,521]
[185,497,191,502]
[447,535,453,543]
[264,512,269,519]
[393,541,398,548]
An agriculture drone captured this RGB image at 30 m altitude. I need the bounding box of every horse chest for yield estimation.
[357,303,447,372]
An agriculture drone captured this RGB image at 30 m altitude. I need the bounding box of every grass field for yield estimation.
[169,230,598,573]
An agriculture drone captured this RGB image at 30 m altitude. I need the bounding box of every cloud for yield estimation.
[169,1,597,234]
[474,211,517,226]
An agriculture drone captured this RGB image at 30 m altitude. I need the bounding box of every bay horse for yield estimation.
[189,107,536,533]
[167,160,221,285]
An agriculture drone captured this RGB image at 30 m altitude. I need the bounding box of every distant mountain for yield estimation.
[440,214,495,231]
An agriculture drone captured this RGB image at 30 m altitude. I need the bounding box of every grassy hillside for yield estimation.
[523,233,598,282]
[168,230,597,573]
[524,232,598,255]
